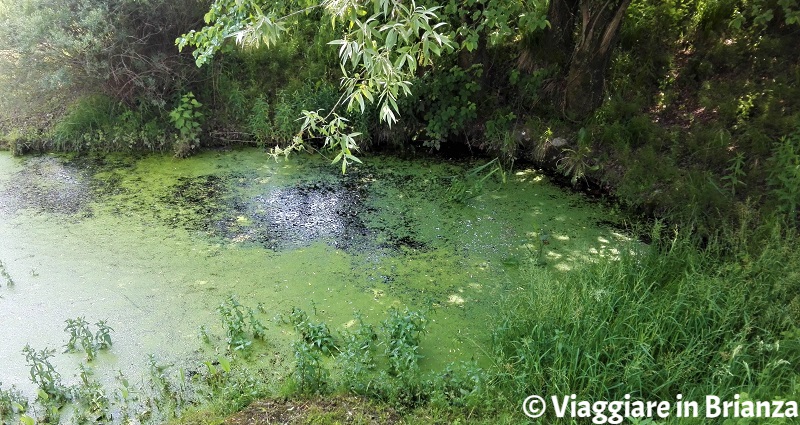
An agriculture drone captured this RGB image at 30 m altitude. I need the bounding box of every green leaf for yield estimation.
[385,29,397,49]
[219,356,231,373]
[21,415,35,425]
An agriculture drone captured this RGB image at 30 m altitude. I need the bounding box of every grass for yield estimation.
[489,219,800,422]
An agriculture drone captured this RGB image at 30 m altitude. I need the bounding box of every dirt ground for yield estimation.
[224,396,399,425]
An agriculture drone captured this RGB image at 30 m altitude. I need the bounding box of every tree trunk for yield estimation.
[519,0,579,72]
[542,0,580,66]
[564,0,631,119]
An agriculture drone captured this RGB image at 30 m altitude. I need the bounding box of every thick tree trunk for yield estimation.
[519,0,579,72]
[564,0,631,119]
[542,0,580,66]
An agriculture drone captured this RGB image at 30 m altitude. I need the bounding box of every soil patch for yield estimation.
[225,396,399,425]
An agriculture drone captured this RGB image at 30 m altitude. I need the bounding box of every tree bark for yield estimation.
[563,0,631,119]
[542,0,580,67]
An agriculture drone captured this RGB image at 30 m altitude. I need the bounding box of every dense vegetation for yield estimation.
[1,0,799,423]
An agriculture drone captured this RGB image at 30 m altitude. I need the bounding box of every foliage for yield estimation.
[21,345,70,405]
[179,0,453,171]
[336,313,379,394]
[729,0,800,30]
[170,92,205,157]
[292,341,329,394]
[444,158,500,203]
[247,95,272,145]
[721,152,748,196]
[285,307,337,355]
[217,295,268,351]
[0,0,203,137]
[492,223,800,415]
[73,365,112,422]
[768,128,800,222]
[63,317,114,362]
[557,128,599,186]
[0,259,13,287]
[428,361,490,411]
[382,308,427,377]
[0,382,27,422]
[403,65,481,149]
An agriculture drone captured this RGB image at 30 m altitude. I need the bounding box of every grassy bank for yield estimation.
[149,217,800,424]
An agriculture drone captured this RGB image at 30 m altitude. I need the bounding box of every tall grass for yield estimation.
[491,221,800,417]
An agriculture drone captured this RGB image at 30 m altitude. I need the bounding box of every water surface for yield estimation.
[0,149,629,398]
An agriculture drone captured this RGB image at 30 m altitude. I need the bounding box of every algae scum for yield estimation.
[0,149,629,399]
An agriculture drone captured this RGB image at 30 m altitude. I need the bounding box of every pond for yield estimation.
[0,148,630,401]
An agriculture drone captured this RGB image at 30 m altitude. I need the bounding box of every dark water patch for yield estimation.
[217,180,372,251]
[159,174,231,231]
[0,157,92,215]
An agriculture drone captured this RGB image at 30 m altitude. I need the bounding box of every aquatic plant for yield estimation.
[63,317,114,361]
[0,382,27,422]
[217,295,268,351]
[285,307,337,355]
[444,158,501,203]
[336,313,378,394]
[73,364,112,422]
[0,260,14,287]
[292,340,329,394]
[22,345,69,405]
[382,308,427,377]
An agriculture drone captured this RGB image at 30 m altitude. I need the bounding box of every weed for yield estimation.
[63,317,114,361]
[492,228,800,413]
[292,340,329,394]
[74,364,112,422]
[22,345,69,404]
[382,308,427,377]
[0,259,14,287]
[768,129,800,222]
[0,382,27,421]
[285,307,337,355]
[444,158,500,203]
[170,92,204,158]
[114,371,138,421]
[557,128,599,186]
[337,313,378,394]
[217,295,268,351]
[247,96,272,145]
[429,361,490,410]
[721,152,748,196]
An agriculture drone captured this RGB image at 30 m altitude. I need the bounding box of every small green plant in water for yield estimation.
[292,340,328,394]
[22,345,69,405]
[285,307,337,355]
[63,317,114,361]
[382,308,427,377]
[0,260,13,287]
[74,364,111,422]
[217,295,268,351]
[445,158,501,203]
[0,382,27,421]
[557,127,599,186]
[337,313,378,394]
